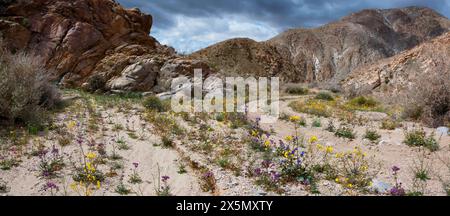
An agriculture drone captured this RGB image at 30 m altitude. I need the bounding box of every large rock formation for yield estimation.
[0,0,210,93]
[341,32,450,102]
[192,7,450,89]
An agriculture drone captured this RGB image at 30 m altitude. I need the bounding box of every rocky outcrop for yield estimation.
[190,38,295,79]
[0,0,210,93]
[192,7,450,89]
[341,32,450,101]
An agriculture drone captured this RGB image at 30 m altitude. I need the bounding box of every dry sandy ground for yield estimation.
[1,93,449,196]
[247,96,450,195]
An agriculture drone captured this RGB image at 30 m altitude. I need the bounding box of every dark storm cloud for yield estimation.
[117,0,449,52]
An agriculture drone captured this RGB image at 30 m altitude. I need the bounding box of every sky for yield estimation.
[117,0,450,53]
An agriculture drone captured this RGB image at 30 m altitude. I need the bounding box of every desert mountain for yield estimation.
[0,0,211,92]
[191,7,450,89]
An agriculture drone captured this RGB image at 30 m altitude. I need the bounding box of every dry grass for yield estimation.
[0,40,60,125]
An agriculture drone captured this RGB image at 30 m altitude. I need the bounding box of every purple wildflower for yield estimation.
[254,168,262,176]
[161,175,170,182]
[133,162,139,169]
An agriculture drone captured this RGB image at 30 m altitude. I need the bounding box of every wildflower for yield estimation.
[284,136,293,142]
[392,166,400,173]
[335,153,343,158]
[251,130,258,137]
[326,146,333,153]
[67,121,77,130]
[96,181,101,189]
[335,178,340,183]
[264,140,271,148]
[316,144,324,150]
[133,162,139,169]
[284,151,290,158]
[86,152,96,160]
[43,181,59,191]
[289,116,300,122]
[347,183,353,188]
[70,183,78,192]
[361,165,368,172]
[254,168,262,176]
[309,136,318,143]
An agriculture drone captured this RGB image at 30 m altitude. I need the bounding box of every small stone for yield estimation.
[436,127,449,136]
[370,179,392,194]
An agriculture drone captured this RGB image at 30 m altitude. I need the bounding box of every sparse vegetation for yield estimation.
[286,86,309,95]
[403,129,439,152]
[0,40,60,126]
[143,96,169,112]
[315,92,334,101]
[364,129,381,143]
[344,96,381,112]
[335,126,356,140]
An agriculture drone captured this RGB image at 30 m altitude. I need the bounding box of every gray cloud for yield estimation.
[117,0,450,53]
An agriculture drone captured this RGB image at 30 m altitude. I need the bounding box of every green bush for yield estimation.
[381,119,401,130]
[403,129,439,152]
[286,87,309,95]
[335,126,356,140]
[143,96,168,112]
[315,92,334,101]
[364,129,381,143]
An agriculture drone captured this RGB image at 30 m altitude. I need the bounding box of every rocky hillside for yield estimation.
[192,7,450,88]
[0,0,211,93]
[342,32,450,125]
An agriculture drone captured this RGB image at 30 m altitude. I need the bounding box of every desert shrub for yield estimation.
[289,99,332,117]
[312,118,321,128]
[407,74,450,127]
[402,105,424,121]
[335,126,356,140]
[334,147,377,190]
[85,74,106,92]
[0,41,60,125]
[286,86,309,95]
[143,96,168,112]
[364,129,381,143]
[315,92,334,101]
[345,96,381,111]
[381,118,401,130]
[403,129,439,152]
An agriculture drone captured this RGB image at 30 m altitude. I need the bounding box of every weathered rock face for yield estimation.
[192,7,450,89]
[0,0,209,92]
[341,32,450,101]
[190,38,295,79]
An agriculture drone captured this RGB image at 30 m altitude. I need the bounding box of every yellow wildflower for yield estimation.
[67,121,77,130]
[70,183,78,192]
[264,140,271,147]
[361,166,368,172]
[86,152,96,160]
[251,130,258,137]
[289,115,300,122]
[284,151,290,158]
[316,144,324,150]
[285,135,293,142]
[326,146,334,153]
[347,183,353,188]
[335,178,340,183]
[96,181,101,189]
[309,136,318,143]
[335,153,343,158]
